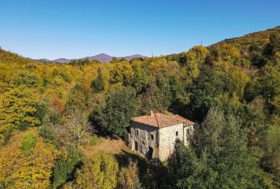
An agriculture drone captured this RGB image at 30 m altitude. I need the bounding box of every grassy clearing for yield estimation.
[80,136,131,158]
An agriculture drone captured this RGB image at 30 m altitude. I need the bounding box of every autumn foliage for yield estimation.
[0,27,279,188]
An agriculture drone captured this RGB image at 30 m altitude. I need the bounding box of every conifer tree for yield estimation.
[169,108,267,189]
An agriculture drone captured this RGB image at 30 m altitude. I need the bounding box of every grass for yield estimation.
[80,135,131,158]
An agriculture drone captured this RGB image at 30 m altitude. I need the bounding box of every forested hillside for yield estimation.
[0,26,280,188]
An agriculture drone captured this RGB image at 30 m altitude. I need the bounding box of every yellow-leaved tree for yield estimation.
[75,153,119,189]
[0,87,40,144]
[0,129,59,188]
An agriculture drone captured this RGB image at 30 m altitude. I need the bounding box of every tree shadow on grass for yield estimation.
[114,150,148,176]
[114,150,172,189]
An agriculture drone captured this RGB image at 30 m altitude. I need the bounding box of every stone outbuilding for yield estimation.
[129,111,194,161]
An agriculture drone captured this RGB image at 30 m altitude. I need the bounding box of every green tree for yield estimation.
[139,72,183,114]
[38,116,59,146]
[91,68,105,92]
[20,134,37,152]
[168,108,267,189]
[262,124,280,178]
[111,57,119,63]
[188,65,224,120]
[93,87,139,138]
[64,84,90,114]
[52,145,82,189]
[264,33,280,57]
[258,57,280,115]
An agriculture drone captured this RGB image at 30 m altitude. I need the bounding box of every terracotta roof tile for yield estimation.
[171,114,194,125]
[132,112,194,128]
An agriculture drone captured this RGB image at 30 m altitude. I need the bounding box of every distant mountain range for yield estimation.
[39,53,146,63]
[3,26,279,65]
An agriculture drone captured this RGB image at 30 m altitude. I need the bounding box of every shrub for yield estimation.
[118,161,141,189]
[20,134,37,152]
[75,153,119,189]
[52,146,82,188]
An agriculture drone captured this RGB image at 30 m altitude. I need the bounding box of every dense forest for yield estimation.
[0,26,280,189]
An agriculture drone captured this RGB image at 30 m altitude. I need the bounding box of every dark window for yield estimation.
[136,130,139,136]
[187,128,192,135]
[176,131,179,136]
[151,134,154,140]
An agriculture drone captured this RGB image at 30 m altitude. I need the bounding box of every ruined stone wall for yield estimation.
[130,122,159,158]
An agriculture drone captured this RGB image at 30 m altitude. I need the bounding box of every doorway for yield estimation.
[147,146,154,159]
[134,141,138,151]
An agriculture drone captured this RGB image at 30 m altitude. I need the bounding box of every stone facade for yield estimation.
[130,123,159,159]
[129,112,194,161]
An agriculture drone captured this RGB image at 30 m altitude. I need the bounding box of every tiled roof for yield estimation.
[132,112,194,128]
[171,114,194,126]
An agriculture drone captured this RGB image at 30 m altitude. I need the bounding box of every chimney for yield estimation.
[150,111,154,116]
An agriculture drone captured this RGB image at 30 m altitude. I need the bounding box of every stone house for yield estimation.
[129,111,194,161]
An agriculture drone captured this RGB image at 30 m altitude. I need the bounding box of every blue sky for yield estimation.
[0,0,279,59]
